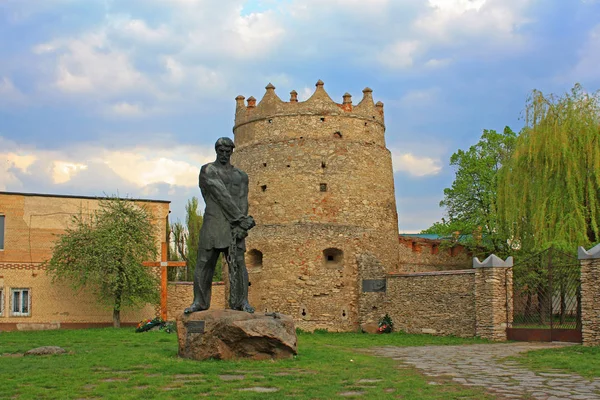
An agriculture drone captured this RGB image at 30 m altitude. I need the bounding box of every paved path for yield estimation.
[370,342,600,400]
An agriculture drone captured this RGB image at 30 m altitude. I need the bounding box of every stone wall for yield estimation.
[579,244,600,346]
[473,255,513,341]
[231,81,399,331]
[166,281,225,320]
[398,236,471,273]
[382,270,477,337]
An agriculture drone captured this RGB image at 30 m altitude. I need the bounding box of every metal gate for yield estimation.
[507,247,582,342]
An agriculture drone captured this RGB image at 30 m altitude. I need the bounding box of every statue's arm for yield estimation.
[240,171,249,215]
[200,164,245,223]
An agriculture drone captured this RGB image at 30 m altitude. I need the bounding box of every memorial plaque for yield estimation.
[186,320,205,334]
[362,279,386,293]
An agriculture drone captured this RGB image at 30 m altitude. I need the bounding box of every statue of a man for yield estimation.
[184,137,255,314]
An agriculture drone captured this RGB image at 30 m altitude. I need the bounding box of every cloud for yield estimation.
[399,87,440,106]
[0,77,27,106]
[392,153,442,177]
[109,102,144,117]
[378,41,420,69]
[0,135,214,190]
[569,24,600,83]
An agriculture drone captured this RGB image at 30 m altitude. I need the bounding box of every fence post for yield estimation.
[474,255,513,341]
[578,243,600,346]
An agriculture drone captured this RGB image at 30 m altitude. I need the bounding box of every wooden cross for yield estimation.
[143,242,186,320]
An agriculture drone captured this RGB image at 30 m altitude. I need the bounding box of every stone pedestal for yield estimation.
[176,309,297,360]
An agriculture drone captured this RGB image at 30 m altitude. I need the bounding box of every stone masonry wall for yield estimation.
[166,282,225,321]
[474,266,512,341]
[231,81,399,331]
[382,271,477,337]
[580,257,600,346]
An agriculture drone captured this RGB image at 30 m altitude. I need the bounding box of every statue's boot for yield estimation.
[184,303,207,314]
[240,301,255,314]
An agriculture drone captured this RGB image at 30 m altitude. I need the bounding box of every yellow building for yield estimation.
[0,191,170,331]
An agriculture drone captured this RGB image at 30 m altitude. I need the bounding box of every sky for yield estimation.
[1,0,599,233]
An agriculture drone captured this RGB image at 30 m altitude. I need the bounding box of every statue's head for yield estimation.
[214,137,235,165]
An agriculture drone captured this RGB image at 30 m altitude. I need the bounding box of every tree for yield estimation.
[498,84,600,252]
[47,198,159,328]
[169,197,223,281]
[425,127,517,254]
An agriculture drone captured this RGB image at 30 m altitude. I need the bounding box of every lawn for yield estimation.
[0,328,494,399]
[512,345,600,379]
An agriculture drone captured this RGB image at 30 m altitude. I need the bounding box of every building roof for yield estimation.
[0,191,170,204]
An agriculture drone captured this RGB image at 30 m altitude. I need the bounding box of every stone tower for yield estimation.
[231,80,399,331]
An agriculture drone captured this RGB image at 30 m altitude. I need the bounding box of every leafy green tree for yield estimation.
[426,127,517,254]
[169,197,223,282]
[47,198,159,328]
[498,84,600,252]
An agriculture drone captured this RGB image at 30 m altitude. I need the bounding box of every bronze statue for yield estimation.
[184,137,255,314]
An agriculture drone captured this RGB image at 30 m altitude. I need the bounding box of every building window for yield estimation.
[0,214,4,250]
[11,288,30,316]
[0,288,4,316]
[320,183,327,192]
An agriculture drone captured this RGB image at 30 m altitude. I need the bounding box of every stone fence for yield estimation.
[579,243,600,346]
[362,255,513,341]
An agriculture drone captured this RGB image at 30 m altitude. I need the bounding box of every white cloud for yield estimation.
[0,77,27,106]
[569,24,600,82]
[109,102,144,117]
[52,161,88,184]
[424,58,452,68]
[378,40,420,69]
[0,136,215,191]
[298,87,313,101]
[392,153,442,176]
[400,87,440,105]
[415,0,532,44]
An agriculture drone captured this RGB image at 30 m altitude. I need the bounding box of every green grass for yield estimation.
[512,345,600,378]
[0,328,493,399]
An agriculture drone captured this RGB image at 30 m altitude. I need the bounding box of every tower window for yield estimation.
[333,131,342,139]
[262,162,267,167]
[323,248,343,267]
[261,185,267,192]
[321,161,326,169]
[320,117,325,122]
[247,249,263,268]
[320,183,327,192]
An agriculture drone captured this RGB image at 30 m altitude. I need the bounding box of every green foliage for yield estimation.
[427,127,517,255]
[46,198,159,327]
[498,84,600,252]
[169,197,223,282]
[377,314,394,333]
[0,329,493,399]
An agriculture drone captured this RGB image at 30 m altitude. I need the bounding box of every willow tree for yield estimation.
[498,84,600,252]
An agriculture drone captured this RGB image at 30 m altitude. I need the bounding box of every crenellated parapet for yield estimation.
[234,80,384,130]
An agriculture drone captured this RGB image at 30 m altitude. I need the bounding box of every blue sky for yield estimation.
[1,0,599,232]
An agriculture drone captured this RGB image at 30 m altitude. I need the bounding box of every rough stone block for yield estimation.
[176,310,297,361]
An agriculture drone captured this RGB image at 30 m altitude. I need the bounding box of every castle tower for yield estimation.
[231,81,399,331]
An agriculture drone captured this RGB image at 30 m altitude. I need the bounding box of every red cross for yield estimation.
[143,242,186,320]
